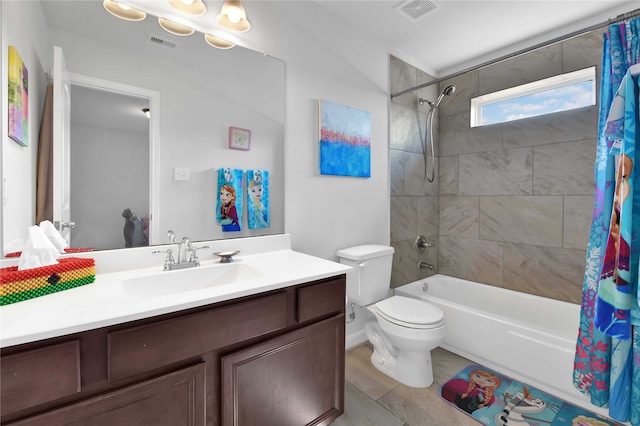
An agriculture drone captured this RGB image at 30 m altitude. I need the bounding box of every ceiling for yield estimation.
[313,0,639,78]
[54,0,640,79]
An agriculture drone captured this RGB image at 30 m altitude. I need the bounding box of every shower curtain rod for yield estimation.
[390,7,640,99]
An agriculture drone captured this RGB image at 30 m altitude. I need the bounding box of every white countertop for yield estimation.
[1,235,351,348]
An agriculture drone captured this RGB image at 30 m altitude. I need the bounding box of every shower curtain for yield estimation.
[573,17,640,425]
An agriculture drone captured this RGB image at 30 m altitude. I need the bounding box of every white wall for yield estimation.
[70,125,149,250]
[239,2,392,260]
[1,1,49,250]
[240,2,392,345]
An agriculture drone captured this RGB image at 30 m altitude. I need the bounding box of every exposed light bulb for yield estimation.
[227,12,241,23]
[115,1,131,10]
[143,108,150,118]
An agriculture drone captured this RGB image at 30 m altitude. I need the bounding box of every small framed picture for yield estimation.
[229,126,251,151]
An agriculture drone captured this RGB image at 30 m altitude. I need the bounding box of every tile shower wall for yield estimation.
[389,28,604,304]
[390,56,440,287]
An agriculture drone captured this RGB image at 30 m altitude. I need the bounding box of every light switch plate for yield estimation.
[174,167,190,181]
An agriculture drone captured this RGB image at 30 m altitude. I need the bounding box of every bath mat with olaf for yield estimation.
[439,364,622,426]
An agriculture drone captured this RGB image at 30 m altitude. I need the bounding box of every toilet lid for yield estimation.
[375,296,444,328]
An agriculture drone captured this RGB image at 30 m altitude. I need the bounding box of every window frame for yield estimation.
[470,66,596,127]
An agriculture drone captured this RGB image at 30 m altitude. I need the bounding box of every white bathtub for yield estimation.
[394,274,607,416]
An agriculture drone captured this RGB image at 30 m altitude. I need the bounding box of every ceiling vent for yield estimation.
[394,0,440,22]
[148,35,178,49]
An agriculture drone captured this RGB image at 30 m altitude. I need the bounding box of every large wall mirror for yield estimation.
[3,0,285,252]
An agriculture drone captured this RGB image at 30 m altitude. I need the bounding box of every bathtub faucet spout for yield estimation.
[418,261,433,271]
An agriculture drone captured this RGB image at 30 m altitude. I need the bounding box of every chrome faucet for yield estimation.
[154,234,209,271]
[177,237,192,264]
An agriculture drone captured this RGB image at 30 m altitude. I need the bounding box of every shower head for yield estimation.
[433,84,456,108]
[443,85,456,96]
[418,84,456,108]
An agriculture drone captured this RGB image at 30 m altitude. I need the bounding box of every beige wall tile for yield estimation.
[440,111,503,156]
[439,236,503,286]
[439,196,479,238]
[479,44,562,94]
[416,69,438,115]
[533,140,596,196]
[390,39,600,304]
[390,55,417,109]
[390,149,405,196]
[564,196,593,250]
[459,147,533,195]
[503,106,598,149]
[561,28,604,74]
[391,196,417,243]
[503,243,586,304]
[479,196,564,247]
[405,152,439,196]
[391,238,438,288]
[390,102,424,154]
[417,196,439,237]
[439,155,458,195]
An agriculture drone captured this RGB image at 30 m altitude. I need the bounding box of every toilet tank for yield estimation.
[336,245,394,306]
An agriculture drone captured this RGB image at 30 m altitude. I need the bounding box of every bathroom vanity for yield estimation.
[0,235,350,425]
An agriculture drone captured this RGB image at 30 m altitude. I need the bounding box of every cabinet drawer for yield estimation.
[297,275,345,323]
[108,291,288,382]
[1,340,80,416]
[10,363,206,426]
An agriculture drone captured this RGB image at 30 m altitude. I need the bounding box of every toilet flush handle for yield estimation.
[357,262,368,296]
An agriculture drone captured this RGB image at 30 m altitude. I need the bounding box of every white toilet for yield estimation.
[337,244,446,388]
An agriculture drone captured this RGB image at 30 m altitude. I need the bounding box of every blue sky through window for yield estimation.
[480,80,594,125]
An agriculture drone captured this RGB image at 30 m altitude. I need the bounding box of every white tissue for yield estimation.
[18,226,60,270]
[3,238,25,255]
[39,220,68,252]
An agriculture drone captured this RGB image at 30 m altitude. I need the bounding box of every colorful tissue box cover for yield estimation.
[0,257,95,305]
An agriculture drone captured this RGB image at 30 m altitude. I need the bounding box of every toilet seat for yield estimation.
[375,296,445,329]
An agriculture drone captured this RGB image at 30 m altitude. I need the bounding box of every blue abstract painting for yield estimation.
[319,99,371,178]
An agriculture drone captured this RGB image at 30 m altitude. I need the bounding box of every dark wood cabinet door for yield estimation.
[8,363,206,426]
[221,315,345,426]
[1,341,81,417]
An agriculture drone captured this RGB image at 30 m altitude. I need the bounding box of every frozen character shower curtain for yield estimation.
[216,168,243,232]
[573,17,640,426]
[247,170,269,230]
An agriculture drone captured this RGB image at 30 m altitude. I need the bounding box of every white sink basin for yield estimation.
[116,263,262,300]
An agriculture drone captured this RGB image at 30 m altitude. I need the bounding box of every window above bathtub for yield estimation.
[470,66,596,127]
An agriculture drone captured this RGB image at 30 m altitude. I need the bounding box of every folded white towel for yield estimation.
[18,226,60,270]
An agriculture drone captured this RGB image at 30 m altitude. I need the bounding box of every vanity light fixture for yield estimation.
[204,34,235,50]
[142,108,150,118]
[158,18,195,36]
[167,0,206,16]
[102,0,146,21]
[216,0,251,33]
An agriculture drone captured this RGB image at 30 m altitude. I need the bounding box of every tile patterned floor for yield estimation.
[333,344,481,426]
